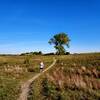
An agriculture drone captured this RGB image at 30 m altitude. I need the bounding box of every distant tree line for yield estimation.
[20,51,42,56]
[44,52,70,56]
[20,51,70,56]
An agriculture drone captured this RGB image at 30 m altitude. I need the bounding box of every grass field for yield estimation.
[28,53,100,100]
[0,55,53,100]
[0,53,100,100]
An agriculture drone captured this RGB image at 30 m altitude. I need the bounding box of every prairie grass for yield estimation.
[28,53,100,100]
[0,55,53,100]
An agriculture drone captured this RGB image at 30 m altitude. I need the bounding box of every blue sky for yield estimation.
[0,0,100,54]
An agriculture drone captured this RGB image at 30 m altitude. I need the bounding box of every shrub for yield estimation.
[24,57,30,67]
[27,67,34,72]
[42,78,61,100]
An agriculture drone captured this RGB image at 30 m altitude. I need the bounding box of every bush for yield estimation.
[42,78,61,100]
[27,67,34,72]
[24,57,30,67]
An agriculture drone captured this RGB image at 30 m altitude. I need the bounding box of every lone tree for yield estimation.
[48,32,70,55]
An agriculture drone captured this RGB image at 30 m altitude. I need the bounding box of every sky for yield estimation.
[0,0,100,54]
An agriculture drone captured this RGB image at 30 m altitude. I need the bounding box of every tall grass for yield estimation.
[0,55,53,100]
[28,53,100,100]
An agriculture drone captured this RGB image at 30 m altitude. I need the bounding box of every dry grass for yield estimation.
[0,55,53,100]
[28,53,100,100]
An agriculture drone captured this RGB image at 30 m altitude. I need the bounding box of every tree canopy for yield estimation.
[49,32,70,55]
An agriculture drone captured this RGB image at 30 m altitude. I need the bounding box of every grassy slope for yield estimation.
[0,55,53,100]
[28,53,100,100]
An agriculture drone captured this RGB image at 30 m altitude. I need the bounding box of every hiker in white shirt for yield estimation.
[40,61,44,72]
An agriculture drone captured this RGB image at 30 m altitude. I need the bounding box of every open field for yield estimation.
[0,53,100,100]
[28,53,100,100]
[0,55,53,100]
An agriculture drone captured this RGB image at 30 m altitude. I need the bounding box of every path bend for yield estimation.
[18,58,56,100]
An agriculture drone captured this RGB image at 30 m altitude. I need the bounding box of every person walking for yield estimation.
[40,61,44,72]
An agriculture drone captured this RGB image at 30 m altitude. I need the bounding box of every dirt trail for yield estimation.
[18,58,56,100]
